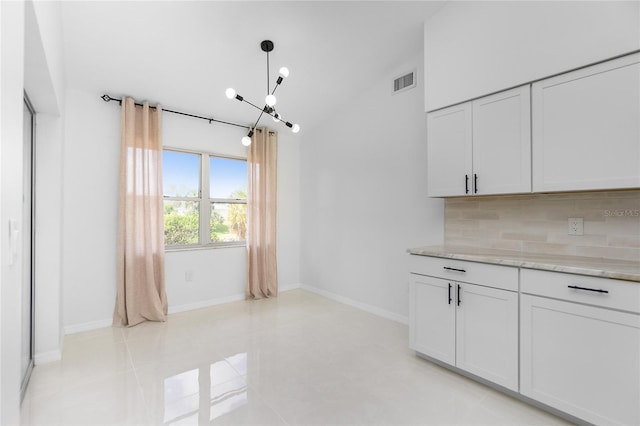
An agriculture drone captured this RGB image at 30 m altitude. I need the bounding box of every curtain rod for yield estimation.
[101,94,250,130]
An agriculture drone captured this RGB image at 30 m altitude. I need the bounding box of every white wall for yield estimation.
[0,1,26,422]
[424,1,640,111]
[62,89,118,331]
[299,51,444,323]
[62,88,301,332]
[0,0,67,419]
[25,0,66,365]
[25,0,66,114]
[34,113,64,363]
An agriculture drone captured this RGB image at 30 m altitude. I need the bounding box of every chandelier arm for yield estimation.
[271,111,286,122]
[241,98,270,113]
[250,110,267,133]
[238,95,296,129]
[271,81,281,96]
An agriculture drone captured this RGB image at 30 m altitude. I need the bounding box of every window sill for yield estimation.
[165,243,246,253]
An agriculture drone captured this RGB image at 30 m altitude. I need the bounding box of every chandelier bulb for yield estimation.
[265,94,277,107]
[225,88,236,99]
[241,136,252,146]
[279,67,290,78]
[292,124,300,133]
[272,113,280,122]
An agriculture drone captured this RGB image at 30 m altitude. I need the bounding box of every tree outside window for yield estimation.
[163,149,247,248]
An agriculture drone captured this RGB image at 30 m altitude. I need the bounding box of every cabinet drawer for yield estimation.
[409,255,518,292]
[521,268,640,314]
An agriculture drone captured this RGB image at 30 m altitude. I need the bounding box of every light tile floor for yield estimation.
[20,289,573,425]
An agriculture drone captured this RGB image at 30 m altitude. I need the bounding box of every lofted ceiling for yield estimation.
[60,1,446,131]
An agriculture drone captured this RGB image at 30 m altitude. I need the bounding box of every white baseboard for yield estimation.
[168,293,246,314]
[169,284,302,314]
[279,283,302,292]
[61,283,305,336]
[34,349,62,365]
[64,318,113,335]
[300,284,409,325]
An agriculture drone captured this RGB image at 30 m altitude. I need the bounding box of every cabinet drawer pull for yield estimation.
[465,174,469,194]
[568,285,609,294]
[443,266,466,273]
[474,173,478,194]
[448,283,452,305]
[457,284,461,306]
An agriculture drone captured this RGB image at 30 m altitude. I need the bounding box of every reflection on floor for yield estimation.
[20,289,572,425]
[162,353,249,424]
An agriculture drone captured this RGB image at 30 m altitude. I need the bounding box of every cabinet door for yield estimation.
[521,294,640,425]
[532,53,640,192]
[472,86,531,195]
[456,283,518,391]
[427,103,472,197]
[409,274,455,365]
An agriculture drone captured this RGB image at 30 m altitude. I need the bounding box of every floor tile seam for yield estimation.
[120,328,174,343]
[242,312,330,424]
[220,356,250,380]
[242,382,292,426]
[28,353,137,384]
[25,367,140,404]
[122,332,152,418]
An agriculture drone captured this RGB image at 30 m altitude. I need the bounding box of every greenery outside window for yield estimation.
[163,149,247,249]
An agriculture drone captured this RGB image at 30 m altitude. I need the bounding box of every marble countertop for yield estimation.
[407,245,640,282]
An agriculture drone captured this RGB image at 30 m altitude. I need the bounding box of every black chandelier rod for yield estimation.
[101,94,250,129]
[235,94,295,129]
[266,49,270,95]
[251,110,267,135]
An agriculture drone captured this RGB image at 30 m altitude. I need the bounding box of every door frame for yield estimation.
[20,91,36,401]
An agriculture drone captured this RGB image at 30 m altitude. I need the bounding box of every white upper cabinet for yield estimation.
[532,53,640,192]
[473,87,531,195]
[427,86,531,197]
[427,103,472,197]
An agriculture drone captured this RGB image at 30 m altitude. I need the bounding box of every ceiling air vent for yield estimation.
[393,70,416,94]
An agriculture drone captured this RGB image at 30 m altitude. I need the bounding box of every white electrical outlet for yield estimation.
[185,271,194,282]
[568,218,584,236]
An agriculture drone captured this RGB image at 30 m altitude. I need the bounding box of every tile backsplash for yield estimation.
[444,190,640,261]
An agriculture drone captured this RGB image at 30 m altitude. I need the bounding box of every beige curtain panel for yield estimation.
[114,98,168,327]
[246,128,279,299]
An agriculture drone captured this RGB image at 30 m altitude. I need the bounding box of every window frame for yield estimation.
[163,147,247,251]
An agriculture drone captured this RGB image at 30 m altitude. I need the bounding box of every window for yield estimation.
[209,156,247,244]
[163,149,247,248]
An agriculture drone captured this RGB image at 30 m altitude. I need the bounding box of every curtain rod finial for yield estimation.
[101,94,111,102]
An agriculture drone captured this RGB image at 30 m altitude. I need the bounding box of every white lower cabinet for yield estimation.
[520,270,640,426]
[456,283,518,391]
[409,274,455,365]
[409,258,519,392]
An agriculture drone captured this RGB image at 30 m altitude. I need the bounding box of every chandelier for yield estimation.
[225,40,300,146]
